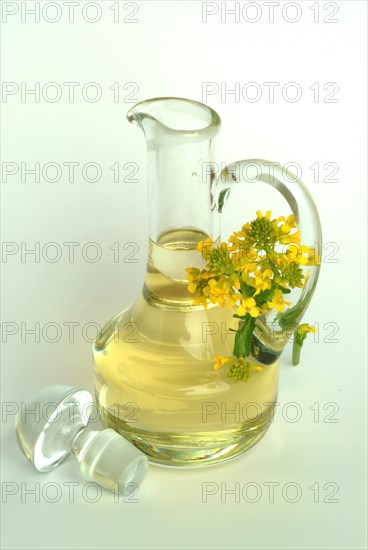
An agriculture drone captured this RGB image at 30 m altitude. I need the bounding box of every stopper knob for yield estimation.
[15,385,148,494]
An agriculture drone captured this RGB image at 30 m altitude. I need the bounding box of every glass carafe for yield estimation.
[93,97,322,467]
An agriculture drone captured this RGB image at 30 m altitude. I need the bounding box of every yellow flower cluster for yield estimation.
[186,210,319,316]
[185,210,320,377]
[214,355,263,382]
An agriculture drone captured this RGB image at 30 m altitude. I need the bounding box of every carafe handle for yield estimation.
[214,159,322,357]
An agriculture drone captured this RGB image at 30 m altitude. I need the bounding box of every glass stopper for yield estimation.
[15,385,148,494]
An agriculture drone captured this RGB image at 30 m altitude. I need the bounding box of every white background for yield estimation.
[1,1,367,548]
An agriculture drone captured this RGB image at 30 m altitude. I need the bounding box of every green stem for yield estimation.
[292,340,302,366]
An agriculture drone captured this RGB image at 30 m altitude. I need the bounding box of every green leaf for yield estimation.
[237,329,247,358]
[232,314,256,358]
[276,285,291,294]
[233,328,240,357]
[257,288,274,302]
[239,279,255,296]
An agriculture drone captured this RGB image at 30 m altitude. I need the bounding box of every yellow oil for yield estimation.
[94,228,279,467]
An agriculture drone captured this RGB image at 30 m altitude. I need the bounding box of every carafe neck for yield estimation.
[127,97,221,244]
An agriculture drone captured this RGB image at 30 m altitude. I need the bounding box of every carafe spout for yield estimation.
[126,97,221,138]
